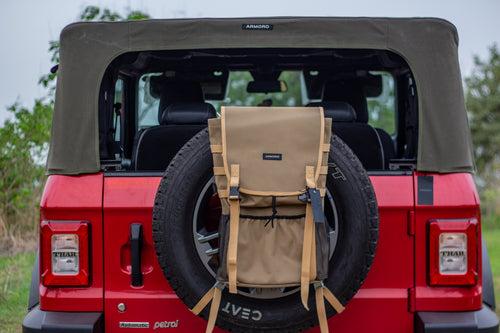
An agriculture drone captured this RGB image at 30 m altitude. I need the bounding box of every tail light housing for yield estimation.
[41,221,90,286]
[428,219,478,286]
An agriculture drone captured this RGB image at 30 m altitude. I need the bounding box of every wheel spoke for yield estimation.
[197,232,219,243]
[205,248,219,256]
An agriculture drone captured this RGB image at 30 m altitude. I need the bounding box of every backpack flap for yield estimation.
[223,106,325,196]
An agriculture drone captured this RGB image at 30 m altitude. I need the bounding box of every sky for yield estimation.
[1,0,499,123]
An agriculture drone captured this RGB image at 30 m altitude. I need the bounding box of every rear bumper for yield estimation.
[22,304,498,333]
[416,305,499,333]
[22,305,103,333]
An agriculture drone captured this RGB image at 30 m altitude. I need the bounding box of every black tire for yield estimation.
[153,129,378,333]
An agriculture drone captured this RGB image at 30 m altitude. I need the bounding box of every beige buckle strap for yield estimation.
[210,144,223,153]
[315,285,328,333]
[314,282,345,333]
[191,283,224,333]
[310,219,317,280]
[300,166,316,310]
[305,165,316,189]
[217,189,228,198]
[323,286,345,313]
[213,167,225,176]
[227,164,240,294]
[301,202,314,310]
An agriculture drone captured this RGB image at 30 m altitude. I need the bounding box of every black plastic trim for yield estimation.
[416,305,499,333]
[23,306,103,333]
[367,170,413,176]
[27,251,39,311]
[417,175,434,205]
[482,239,496,310]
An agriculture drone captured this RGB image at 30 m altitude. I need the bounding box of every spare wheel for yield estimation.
[152,129,379,332]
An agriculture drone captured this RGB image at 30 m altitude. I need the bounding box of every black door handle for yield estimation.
[130,223,143,287]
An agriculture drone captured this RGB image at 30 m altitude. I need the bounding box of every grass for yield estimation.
[0,252,35,333]
[0,229,498,332]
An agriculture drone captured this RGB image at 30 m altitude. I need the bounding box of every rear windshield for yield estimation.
[136,70,396,133]
[102,48,416,173]
[137,70,306,130]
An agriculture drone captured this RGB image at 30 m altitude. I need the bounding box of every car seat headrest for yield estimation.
[161,102,216,125]
[150,77,205,123]
[322,80,368,123]
[150,77,204,103]
[322,102,357,122]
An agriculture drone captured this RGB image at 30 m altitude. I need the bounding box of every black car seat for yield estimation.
[321,102,385,170]
[132,79,216,171]
[321,80,396,169]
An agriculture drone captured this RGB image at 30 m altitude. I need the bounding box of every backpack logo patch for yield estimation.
[263,153,282,161]
[242,24,273,31]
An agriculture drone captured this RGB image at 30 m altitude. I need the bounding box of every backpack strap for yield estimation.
[300,165,317,310]
[191,282,224,333]
[227,164,240,294]
[314,282,345,333]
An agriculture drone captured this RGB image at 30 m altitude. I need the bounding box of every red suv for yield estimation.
[22,17,499,333]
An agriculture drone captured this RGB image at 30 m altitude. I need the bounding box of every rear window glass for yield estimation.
[137,73,162,129]
[136,71,305,129]
[216,71,303,108]
[136,71,395,134]
[367,72,396,135]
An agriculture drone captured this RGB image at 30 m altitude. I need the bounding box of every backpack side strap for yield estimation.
[227,164,240,294]
[300,165,317,310]
[314,282,345,333]
[191,282,225,333]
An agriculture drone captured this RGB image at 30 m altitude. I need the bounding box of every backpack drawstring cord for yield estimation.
[265,196,277,228]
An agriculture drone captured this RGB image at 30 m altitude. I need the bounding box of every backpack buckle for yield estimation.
[299,188,326,224]
[214,281,226,291]
[229,186,240,200]
[313,281,325,290]
[308,188,325,224]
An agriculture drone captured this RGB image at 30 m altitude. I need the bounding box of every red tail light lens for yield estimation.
[428,219,478,286]
[41,221,90,286]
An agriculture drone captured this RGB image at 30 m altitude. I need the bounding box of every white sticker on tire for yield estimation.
[221,302,262,321]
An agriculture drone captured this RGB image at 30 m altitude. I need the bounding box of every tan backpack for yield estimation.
[191,106,344,333]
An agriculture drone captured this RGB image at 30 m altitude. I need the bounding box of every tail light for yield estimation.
[41,221,90,286]
[428,219,478,286]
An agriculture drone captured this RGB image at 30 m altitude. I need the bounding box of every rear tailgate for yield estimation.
[102,174,415,332]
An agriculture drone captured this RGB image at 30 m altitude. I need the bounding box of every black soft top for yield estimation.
[47,17,473,174]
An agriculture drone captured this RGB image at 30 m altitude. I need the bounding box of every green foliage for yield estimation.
[0,5,151,249]
[0,101,52,239]
[465,44,500,179]
[39,6,151,99]
[465,44,500,222]
[80,5,150,21]
[367,72,396,134]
